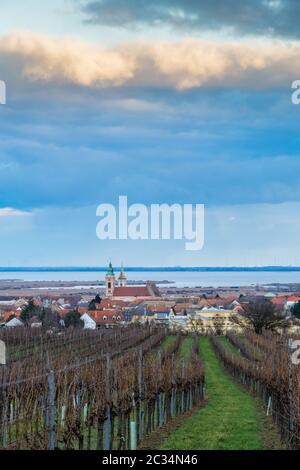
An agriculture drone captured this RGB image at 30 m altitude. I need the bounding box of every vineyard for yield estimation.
[1,325,300,450]
[0,326,204,450]
[212,331,300,449]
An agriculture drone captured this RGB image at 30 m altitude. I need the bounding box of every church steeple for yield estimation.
[118,263,127,287]
[105,260,115,297]
[107,260,114,276]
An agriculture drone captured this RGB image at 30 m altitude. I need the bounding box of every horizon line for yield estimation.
[1,266,300,272]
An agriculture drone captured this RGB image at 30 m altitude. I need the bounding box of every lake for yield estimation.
[1,270,300,288]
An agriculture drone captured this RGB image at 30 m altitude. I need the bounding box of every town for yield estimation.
[1,262,300,333]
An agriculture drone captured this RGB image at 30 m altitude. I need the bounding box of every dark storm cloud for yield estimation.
[2,84,300,211]
[79,0,300,38]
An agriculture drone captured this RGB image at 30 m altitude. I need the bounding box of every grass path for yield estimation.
[160,337,281,450]
[160,335,176,351]
[219,336,243,356]
[179,337,194,360]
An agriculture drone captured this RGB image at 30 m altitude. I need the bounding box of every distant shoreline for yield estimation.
[1,266,300,273]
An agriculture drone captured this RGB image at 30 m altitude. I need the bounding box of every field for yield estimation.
[0,326,299,450]
[0,326,204,450]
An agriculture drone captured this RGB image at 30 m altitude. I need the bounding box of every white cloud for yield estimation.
[0,32,137,87]
[1,32,300,90]
[0,208,32,217]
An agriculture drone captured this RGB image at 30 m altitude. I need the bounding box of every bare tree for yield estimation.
[231,299,289,335]
[212,314,226,336]
[188,317,206,335]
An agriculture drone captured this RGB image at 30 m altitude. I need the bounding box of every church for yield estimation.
[105,262,160,301]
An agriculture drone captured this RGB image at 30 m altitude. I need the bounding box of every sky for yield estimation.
[1,0,300,267]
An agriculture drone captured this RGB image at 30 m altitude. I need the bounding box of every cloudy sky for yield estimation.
[1,0,300,267]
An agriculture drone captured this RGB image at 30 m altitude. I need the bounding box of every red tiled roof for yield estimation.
[287,295,300,302]
[59,308,73,317]
[78,307,88,314]
[1,310,20,321]
[272,295,300,305]
[272,296,288,305]
[209,296,238,306]
[148,305,172,312]
[113,286,152,297]
[233,305,244,313]
[89,309,124,324]
[96,299,111,308]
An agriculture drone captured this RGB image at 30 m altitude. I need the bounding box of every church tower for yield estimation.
[118,263,127,287]
[105,261,115,297]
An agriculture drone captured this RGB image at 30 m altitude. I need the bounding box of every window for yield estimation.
[103,315,107,321]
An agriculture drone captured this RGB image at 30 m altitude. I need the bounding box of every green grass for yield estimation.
[219,336,242,356]
[179,337,194,360]
[160,335,176,351]
[160,337,264,450]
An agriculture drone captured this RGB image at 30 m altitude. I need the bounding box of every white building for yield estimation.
[6,318,24,328]
[80,313,97,330]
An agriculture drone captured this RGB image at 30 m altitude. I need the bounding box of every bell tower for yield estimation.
[118,263,127,287]
[105,261,115,297]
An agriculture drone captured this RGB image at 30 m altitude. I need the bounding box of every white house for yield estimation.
[169,313,189,330]
[6,318,24,328]
[80,313,96,330]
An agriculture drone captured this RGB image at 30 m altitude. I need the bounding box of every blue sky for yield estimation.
[1,1,300,266]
